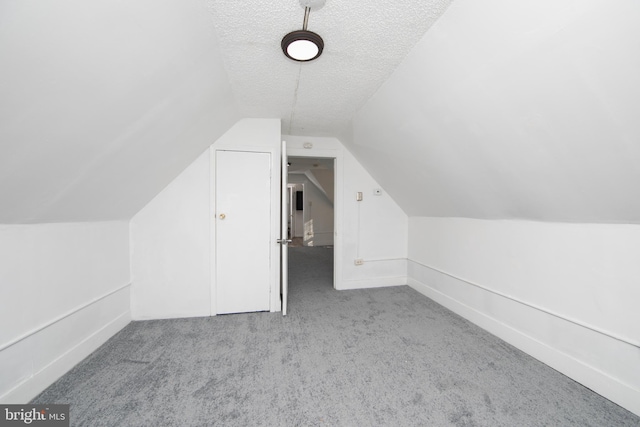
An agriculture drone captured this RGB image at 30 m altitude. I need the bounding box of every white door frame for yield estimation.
[286,148,342,290]
[210,146,281,314]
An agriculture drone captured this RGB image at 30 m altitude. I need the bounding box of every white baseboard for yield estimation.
[340,276,406,290]
[407,276,640,417]
[0,311,131,404]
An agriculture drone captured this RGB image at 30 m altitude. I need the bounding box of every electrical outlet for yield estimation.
[354,259,364,266]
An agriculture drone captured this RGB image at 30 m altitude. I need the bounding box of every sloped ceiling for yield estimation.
[0,0,453,223]
[205,0,453,135]
[347,0,640,223]
[0,0,239,223]
[3,0,638,225]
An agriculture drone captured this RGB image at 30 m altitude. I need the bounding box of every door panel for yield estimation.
[280,141,289,315]
[215,150,271,314]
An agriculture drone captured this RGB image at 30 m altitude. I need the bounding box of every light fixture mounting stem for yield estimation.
[302,6,310,31]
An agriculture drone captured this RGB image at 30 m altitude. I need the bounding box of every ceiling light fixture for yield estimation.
[281,2,324,62]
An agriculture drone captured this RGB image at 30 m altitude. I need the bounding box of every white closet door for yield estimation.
[215,150,271,314]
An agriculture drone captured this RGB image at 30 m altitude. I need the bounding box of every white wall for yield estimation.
[0,222,130,403]
[288,175,334,247]
[285,135,408,290]
[348,0,640,223]
[130,151,211,319]
[130,119,281,319]
[407,217,640,416]
[131,128,409,318]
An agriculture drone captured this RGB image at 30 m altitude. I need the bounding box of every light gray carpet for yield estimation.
[33,247,639,426]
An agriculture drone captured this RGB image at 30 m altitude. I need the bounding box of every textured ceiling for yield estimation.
[2,0,637,226]
[205,0,454,136]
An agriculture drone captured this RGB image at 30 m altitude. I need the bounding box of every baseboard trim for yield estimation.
[407,276,640,417]
[0,283,131,352]
[340,276,406,290]
[0,311,131,403]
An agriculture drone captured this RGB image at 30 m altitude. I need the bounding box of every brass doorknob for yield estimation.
[219,213,226,220]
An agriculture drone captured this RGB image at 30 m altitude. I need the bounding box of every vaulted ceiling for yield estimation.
[1,0,239,223]
[347,0,640,223]
[1,0,639,224]
[0,0,451,223]
[205,0,453,135]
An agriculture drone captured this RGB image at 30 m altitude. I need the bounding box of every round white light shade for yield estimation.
[281,30,324,62]
[287,39,319,61]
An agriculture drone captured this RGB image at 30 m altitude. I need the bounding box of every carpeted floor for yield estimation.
[33,247,639,426]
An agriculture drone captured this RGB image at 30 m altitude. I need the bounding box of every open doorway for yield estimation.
[287,157,335,248]
[286,157,335,296]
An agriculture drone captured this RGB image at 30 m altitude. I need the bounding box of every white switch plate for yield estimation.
[356,192,363,201]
